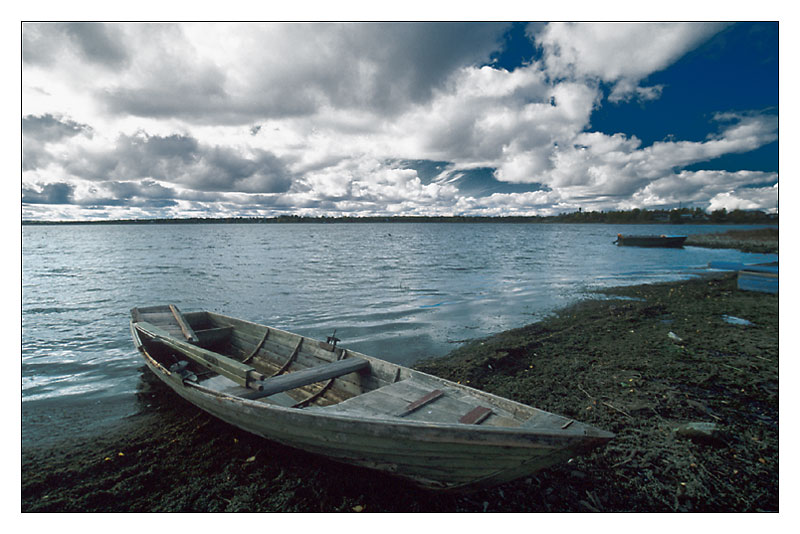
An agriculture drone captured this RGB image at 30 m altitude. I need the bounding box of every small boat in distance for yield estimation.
[130,305,614,492]
[614,234,688,248]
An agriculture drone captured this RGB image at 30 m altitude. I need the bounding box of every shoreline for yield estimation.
[22,271,778,512]
[22,216,777,226]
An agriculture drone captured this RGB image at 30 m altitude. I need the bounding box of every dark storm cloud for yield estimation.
[319,23,508,112]
[23,22,129,67]
[96,23,508,124]
[52,132,293,195]
[133,133,199,161]
[22,182,75,204]
[23,114,93,171]
[104,179,177,200]
[62,23,130,67]
[191,148,293,194]
[23,114,92,142]
[101,64,230,120]
[23,179,180,208]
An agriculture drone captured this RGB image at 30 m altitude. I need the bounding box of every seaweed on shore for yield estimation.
[416,273,778,511]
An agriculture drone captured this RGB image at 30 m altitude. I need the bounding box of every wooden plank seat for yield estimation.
[239,358,370,400]
[194,326,234,347]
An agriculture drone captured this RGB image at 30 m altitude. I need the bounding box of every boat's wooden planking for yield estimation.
[175,378,589,490]
[194,326,235,347]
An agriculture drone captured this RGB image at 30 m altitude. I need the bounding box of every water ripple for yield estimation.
[22,222,778,445]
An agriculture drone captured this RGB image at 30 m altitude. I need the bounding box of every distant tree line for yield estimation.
[553,207,776,224]
[22,208,777,225]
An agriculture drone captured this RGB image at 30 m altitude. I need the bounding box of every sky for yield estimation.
[21,21,780,221]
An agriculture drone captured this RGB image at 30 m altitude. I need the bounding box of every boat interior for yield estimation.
[131,305,570,430]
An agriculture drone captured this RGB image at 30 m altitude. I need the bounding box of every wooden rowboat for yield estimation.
[614,234,687,248]
[130,305,613,492]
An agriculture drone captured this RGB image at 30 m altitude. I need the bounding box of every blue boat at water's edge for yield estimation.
[737,264,778,294]
[708,261,778,294]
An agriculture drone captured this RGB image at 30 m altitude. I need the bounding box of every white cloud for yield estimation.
[627,170,777,209]
[22,22,778,220]
[532,22,726,102]
[707,184,779,213]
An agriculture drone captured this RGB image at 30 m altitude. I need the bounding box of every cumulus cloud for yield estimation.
[22,182,75,204]
[23,113,93,170]
[23,22,130,68]
[104,179,177,201]
[626,170,778,209]
[707,184,779,213]
[39,22,507,125]
[21,22,778,219]
[532,22,726,102]
[23,113,92,142]
[28,131,294,195]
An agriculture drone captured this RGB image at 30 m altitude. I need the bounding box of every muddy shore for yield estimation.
[21,264,778,512]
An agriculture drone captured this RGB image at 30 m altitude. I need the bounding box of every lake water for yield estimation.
[21,222,777,447]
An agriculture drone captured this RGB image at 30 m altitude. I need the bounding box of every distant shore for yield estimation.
[22,209,777,226]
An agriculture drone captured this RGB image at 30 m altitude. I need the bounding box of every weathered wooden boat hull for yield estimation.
[614,234,687,248]
[130,308,613,491]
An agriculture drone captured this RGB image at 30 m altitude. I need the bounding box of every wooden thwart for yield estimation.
[240,357,369,400]
[195,326,234,347]
[459,406,493,425]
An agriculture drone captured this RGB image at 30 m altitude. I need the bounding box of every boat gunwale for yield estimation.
[182,377,600,440]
